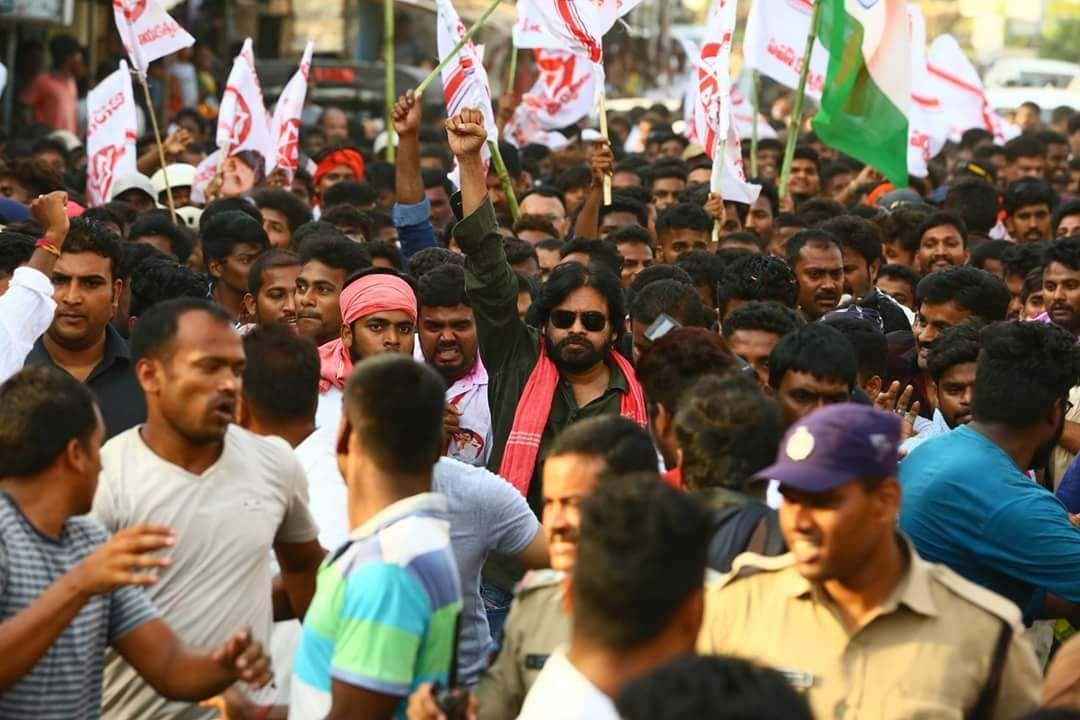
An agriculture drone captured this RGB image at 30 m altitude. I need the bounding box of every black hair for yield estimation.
[201,196,263,228]
[247,248,301,296]
[366,239,404,271]
[513,214,560,241]
[675,250,725,305]
[558,238,623,278]
[616,655,814,720]
[556,165,593,193]
[636,327,738,415]
[252,188,313,234]
[649,162,689,185]
[200,210,270,264]
[0,366,98,476]
[297,236,372,274]
[927,322,982,384]
[776,212,808,230]
[629,264,694,296]
[630,279,714,331]
[820,215,884,266]
[973,321,1080,427]
[945,178,1001,235]
[573,473,711,650]
[242,324,320,423]
[608,224,655,251]
[407,247,464,280]
[969,240,1013,271]
[0,232,35,275]
[717,255,803,317]
[718,231,764,251]
[343,354,447,474]
[796,197,845,226]
[768,323,857,390]
[535,261,626,340]
[129,258,209,319]
[548,416,659,475]
[291,221,347,251]
[520,185,567,210]
[1004,179,1057,217]
[81,205,127,234]
[600,195,650,228]
[821,316,887,381]
[878,206,931,255]
[916,211,969,248]
[505,237,540,270]
[1053,200,1080,237]
[32,137,70,165]
[1022,266,1045,304]
[656,203,712,237]
[322,181,378,209]
[915,266,1010,322]
[320,205,374,243]
[960,128,994,150]
[612,161,644,184]
[128,213,193,262]
[722,301,805,339]
[63,217,124,280]
[1004,135,1045,163]
[821,158,858,186]
[417,263,469,308]
[1003,241,1050,280]
[49,34,81,68]
[751,179,780,217]
[784,228,841,269]
[791,145,821,173]
[1044,237,1080,273]
[130,297,233,363]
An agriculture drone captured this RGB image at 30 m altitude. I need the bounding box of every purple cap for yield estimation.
[757,403,901,492]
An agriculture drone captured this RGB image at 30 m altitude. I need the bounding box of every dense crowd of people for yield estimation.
[5,28,1080,720]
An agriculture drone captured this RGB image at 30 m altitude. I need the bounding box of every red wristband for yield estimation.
[35,237,61,257]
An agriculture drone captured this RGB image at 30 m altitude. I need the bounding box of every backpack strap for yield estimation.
[964,619,1012,720]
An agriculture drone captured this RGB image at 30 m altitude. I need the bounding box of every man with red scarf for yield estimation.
[447,108,647,625]
[311,147,365,208]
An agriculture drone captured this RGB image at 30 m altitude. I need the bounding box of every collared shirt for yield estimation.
[0,267,56,384]
[900,425,1080,621]
[24,324,145,439]
[901,408,952,455]
[698,540,1041,720]
[515,649,619,720]
[446,357,494,467]
[394,197,438,263]
[291,493,462,720]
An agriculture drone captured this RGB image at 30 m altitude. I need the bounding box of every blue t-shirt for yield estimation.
[899,425,1080,622]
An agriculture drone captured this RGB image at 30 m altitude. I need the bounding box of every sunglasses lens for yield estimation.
[551,310,575,329]
[582,312,607,332]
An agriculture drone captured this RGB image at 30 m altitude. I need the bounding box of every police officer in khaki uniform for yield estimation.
[698,403,1042,720]
[471,416,658,720]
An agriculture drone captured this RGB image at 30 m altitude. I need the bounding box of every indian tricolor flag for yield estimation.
[811,0,910,186]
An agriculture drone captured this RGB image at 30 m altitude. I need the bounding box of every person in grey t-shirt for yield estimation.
[0,366,273,720]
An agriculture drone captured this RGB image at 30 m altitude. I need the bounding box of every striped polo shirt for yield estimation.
[0,492,158,719]
[290,492,462,719]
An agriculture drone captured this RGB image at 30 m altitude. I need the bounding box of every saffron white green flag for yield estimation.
[812,0,910,186]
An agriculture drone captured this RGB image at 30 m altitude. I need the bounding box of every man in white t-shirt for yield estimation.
[93,298,325,720]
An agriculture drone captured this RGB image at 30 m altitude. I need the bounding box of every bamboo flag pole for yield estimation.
[416,0,503,95]
[710,136,726,246]
[598,90,612,205]
[488,139,521,221]
[385,0,396,162]
[506,42,518,94]
[750,70,760,177]
[138,76,176,222]
[778,0,821,200]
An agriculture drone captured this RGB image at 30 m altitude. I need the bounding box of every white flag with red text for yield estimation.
[507,48,597,146]
[743,0,828,100]
[525,0,641,62]
[216,38,273,162]
[513,0,564,50]
[112,0,195,79]
[190,149,220,205]
[925,34,1015,144]
[267,41,314,180]
[86,61,139,206]
[731,86,778,141]
[437,0,498,159]
[906,6,947,178]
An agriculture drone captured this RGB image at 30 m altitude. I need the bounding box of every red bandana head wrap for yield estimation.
[317,273,417,392]
[313,149,366,206]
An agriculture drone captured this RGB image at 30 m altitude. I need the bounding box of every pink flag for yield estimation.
[112,0,195,79]
[507,48,597,146]
[216,38,273,164]
[906,7,947,178]
[926,34,1013,144]
[743,0,828,100]
[86,61,139,206]
[268,41,314,180]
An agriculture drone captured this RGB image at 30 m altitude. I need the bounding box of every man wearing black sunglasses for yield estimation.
[446,108,649,621]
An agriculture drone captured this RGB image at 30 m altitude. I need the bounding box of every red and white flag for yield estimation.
[86,61,139,206]
[925,34,1015,144]
[731,86,778,141]
[528,0,641,73]
[507,48,597,146]
[190,149,221,205]
[743,0,828,100]
[267,41,314,180]
[216,38,273,162]
[906,7,947,178]
[692,0,759,204]
[512,0,564,50]
[112,0,195,79]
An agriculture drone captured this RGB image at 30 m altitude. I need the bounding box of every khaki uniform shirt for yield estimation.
[698,543,1041,720]
[474,570,571,720]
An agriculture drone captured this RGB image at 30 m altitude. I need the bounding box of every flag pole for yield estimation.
[598,90,612,205]
[384,0,396,162]
[138,75,177,222]
[487,139,521,221]
[749,70,760,177]
[416,0,503,95]
[506,41,518,94]
[778,0,821,200]
[710,137,726,246]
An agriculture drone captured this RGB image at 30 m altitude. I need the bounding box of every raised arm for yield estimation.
[572,141,614,240]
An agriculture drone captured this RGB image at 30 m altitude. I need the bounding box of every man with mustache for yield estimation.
[785,229,844,322]
[902,321,1080,635]
[700,403,1041,720]
[900,322,980,455]
[242,249,302,333]
[914,212,971,274]
[1040,238,1080,487]
[92,298,325,719]
[1005,179,1055,244]
[417,263,492,467]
